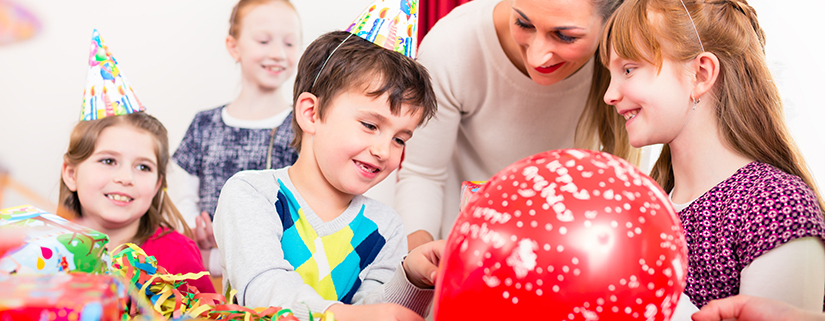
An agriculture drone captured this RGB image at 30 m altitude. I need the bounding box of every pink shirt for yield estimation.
[141,227,215,293]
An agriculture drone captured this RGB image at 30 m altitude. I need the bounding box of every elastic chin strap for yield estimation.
[311,33,354,89]
[669,97,701,144]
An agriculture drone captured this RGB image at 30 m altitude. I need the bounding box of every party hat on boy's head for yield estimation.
[345,0,419,59]
[80,29,145,121]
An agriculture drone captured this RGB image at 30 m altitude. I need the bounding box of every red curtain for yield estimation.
[417,0,472,44]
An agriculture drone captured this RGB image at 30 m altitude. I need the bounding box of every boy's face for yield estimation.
[312,89,421,196]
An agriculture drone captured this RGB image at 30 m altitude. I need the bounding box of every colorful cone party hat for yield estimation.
[80,29,145,121]
[345,0,419,59]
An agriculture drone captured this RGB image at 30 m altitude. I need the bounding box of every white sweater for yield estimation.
[395,0,595,239]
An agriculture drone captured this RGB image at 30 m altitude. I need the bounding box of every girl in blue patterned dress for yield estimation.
[601,0,825,313]
[169,0,302,277]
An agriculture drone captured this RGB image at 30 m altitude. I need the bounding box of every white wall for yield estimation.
[1,0,823,212]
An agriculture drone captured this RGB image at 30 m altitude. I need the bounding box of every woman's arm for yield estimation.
[739,237,825,311]
[394,35,464,246]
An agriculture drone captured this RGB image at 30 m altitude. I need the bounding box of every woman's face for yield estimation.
[509,0,604,86]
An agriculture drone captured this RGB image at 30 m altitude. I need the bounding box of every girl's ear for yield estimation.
[62,161,78,192]
[295,92,320,135]
[692,52,720,99]
[226,35,240,62]
[154,175,163,198]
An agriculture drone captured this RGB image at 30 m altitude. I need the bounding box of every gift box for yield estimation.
[0,205,110,275]
[0,273,127,321]
[459,181,487,212]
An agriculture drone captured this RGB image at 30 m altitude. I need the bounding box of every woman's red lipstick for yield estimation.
[535,62,564,74]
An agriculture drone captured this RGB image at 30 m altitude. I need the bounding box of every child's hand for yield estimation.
[402,239,445,289]
[194,211,217,250]
[327,303,424,321]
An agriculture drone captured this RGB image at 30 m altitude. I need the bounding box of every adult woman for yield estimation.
[395,0,637,249]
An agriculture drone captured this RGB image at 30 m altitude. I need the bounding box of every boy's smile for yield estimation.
[293,87,422,202]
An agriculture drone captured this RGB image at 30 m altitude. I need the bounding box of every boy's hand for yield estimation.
[406,230,434,252]
[691,295,823,321]
[327,303,424,321]
[403,239,445,289]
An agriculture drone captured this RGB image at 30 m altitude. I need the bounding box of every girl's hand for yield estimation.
[194,211,217,250]
[326,303,424,321]
[402,239,445,289]
[692,295,824,321]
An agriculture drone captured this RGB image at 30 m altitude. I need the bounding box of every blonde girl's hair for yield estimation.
[601,0,825,213]
[58,113,193,245]
[228,0,299,38]
[576,0,642,166]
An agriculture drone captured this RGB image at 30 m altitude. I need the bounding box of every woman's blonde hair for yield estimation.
[601,0,824,213]
[576,0,641,165]
[58,113,192,245]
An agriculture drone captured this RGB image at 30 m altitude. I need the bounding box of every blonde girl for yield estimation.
[602,0,825,310]
[60,112,215,293]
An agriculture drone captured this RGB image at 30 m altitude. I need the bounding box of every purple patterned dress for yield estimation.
[678,161,825,307]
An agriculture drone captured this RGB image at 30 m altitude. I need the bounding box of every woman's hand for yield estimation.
[406,230,434,252]
[692,295,825,321]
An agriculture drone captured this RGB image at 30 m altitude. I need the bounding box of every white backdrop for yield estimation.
[1,0,823,212]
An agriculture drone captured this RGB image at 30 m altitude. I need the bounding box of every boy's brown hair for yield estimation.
[291,30,437,150]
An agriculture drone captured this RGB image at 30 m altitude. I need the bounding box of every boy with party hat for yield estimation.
[212,0,442,320]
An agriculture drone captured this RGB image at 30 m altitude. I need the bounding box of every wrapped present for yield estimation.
[459,181,487,212]
[0,273,127,321]
[0,205,110,275]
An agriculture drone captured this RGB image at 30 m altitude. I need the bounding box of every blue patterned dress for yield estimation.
[173,105,299,218]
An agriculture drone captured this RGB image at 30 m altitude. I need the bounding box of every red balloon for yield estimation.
[433,149,687,321]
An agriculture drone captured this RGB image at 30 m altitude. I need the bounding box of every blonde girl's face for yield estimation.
[509,0,604,86]
[603,48,695,147]
[62,124,161,232]
[229,1,301,91]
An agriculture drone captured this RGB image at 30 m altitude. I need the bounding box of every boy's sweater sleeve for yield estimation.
[213,171,339,319]
[350,205,435,316]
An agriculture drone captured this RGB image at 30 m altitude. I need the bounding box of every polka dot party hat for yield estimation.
[79,29,145,121]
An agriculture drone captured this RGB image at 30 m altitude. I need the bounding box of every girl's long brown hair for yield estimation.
[58,113,192,245]
[601,0,824,213]
[576,0,641,165]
